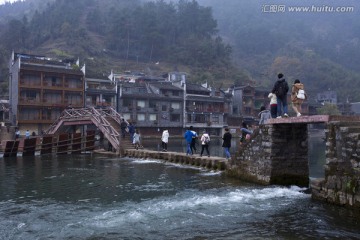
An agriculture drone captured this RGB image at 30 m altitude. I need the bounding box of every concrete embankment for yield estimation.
[123,149,229,171]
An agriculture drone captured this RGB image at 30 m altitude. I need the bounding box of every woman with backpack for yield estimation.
[291,79,306,117]
[200,130,210,157]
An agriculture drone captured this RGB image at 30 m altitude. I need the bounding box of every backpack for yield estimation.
[204,135,210,144]
[275,81,287,97]
[297,89,306,99]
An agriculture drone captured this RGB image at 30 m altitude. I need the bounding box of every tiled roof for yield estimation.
[186,95,225,102]
[149,82,183,90]
[186,83,210,92]
[21,57,68,67]
[21,63,83,75]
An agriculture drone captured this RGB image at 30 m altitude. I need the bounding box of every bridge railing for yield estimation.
[89,107,120,148]
[97,107,130,125]
[44,107,124,150]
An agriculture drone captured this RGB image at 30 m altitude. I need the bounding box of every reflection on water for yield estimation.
[308,130,326,178]
[0,130,359,239]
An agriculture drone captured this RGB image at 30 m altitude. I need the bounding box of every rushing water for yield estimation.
[0,132,359,239]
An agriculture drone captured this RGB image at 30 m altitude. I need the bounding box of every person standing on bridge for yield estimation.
[268,92,277,118]
[272,73,289,118]
[120,119,127,139]
[161,129,169,152]
[184,126,195,155]
[291,79,306,117]
[222,128,232,160]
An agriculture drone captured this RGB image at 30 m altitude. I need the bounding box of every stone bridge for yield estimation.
[228,115,360,208]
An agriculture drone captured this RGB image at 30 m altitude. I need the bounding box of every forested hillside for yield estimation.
[1,0,360,102]
[0,0,247,98]
[200,0,360,102]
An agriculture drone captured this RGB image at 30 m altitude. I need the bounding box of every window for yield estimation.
[122,113,131,121]
[170,114,180,122]
[123,99,132,107]
[194,114,205,123]
[171,102,180,109]
[66,77,82,88]
[137,100,145,108]
[19,108,40,120]
[43,91,62,104]
[66,93,82,105]
[149,114,157,121]
[22,74,41,86]
[212,115,219,123]
[21,90,38,100]
[233,106,239,114]
[172,91,179,96]
[137,114,145,121]
[162,105,167,111]
[149,101,157,108]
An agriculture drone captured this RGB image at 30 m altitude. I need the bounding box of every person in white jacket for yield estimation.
[200,130,210,157]
[161,129,169,152]
[268,92,277,118]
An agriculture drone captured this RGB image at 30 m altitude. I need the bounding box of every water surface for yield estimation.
[0,132,359,239]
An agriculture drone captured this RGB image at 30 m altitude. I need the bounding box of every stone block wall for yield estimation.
[311,122,360,208]
[227,123,309,187]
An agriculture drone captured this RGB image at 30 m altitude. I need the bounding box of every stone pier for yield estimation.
[311,121,360,208]
[227,115,360,209]
[227,122,309,187]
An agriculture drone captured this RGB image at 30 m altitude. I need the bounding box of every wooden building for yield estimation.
[9,52,84,134]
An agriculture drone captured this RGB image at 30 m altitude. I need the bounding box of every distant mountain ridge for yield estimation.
[1,0,360,102]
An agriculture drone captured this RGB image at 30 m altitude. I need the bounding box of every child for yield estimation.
[268,92,277,118]
[258,106,271,125]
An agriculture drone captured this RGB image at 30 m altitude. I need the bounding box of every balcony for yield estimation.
[19,97,40,105]
[20,80,41,87]
[95,101,114,108]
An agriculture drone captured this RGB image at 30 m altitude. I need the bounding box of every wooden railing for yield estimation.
[45,107,125,151]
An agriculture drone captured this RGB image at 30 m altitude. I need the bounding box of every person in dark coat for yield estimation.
[222,128,232,160]
[128,123,135,143]
[120,119,127,139]
[271,73,289,118]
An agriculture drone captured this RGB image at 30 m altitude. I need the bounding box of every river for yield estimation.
[0,131,359,239]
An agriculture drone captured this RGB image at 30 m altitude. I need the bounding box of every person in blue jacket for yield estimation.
[184,126,195,155]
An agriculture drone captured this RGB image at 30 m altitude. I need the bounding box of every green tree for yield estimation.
[317,103,341,115]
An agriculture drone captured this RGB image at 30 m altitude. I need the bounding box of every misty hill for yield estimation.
[200,0,360,102]
[0,0,242,96]
[1,0,360,102]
